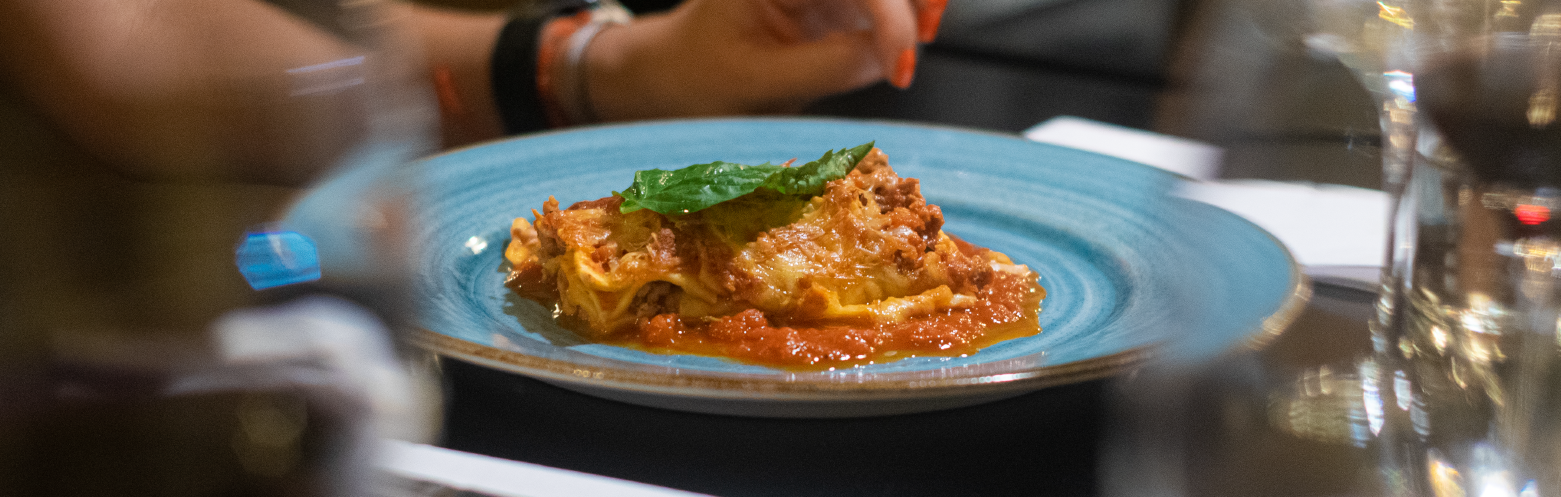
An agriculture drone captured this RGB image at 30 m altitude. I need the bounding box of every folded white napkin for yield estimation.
[1174,180,1387,291]
[1025,116,1224,181]
[1025,116,1388,291]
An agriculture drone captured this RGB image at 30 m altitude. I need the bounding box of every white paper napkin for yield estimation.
[1025,115,1224,181]
[1173,180,1388,290]
[1024,116,1389,290]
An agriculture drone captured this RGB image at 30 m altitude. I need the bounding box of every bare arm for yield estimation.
[404,4,508,148]
[0,0,373,184]
[0,0,943,181]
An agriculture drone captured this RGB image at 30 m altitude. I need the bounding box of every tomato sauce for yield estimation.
[600,271,1043,370]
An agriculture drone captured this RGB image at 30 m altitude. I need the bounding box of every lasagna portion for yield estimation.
[504,147,1043,368]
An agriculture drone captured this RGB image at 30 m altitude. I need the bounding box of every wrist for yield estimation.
[537,2,631,127]
[580,12,688,122]
[582,4,823,122]
[408,5,508,146]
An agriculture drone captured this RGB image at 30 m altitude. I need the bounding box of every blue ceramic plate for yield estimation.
[285,118,1308,417]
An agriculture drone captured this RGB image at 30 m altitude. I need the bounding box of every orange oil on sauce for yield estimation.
[599,272,1044,371]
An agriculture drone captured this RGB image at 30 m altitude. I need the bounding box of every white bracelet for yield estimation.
[557,1,631,124]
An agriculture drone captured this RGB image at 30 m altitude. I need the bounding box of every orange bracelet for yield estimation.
[433,64,464,116]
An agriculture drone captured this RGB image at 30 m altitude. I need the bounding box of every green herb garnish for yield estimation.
[616,141,874,215]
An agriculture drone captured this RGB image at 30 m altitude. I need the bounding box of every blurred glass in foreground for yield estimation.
[0,0,439,494]
[1090,167,1356,496]
[1107,0,1561,494]
[1371,3,1561,494]
[1096,1,1394,490]
[1099,283,1386,497]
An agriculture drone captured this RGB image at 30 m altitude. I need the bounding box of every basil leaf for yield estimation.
[617,161,783,214]
[616,141,874,215]
[760,141,875,196]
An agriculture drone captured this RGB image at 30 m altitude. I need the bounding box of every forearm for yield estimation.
[405,4,508,148]
[0,0,935,182]
[0,0,361,184]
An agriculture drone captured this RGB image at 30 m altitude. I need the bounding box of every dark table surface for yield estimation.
[440,361,1105,497]
[436,284,1381,497]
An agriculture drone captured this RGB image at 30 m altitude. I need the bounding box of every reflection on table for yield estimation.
[432,286,1379,497]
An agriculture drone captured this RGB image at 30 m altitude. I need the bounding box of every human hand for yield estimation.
[582,0,949,122]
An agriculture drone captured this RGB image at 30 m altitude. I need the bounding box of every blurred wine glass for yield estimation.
[1367,1,1561,494]
[1305,0,1419,273]
[1295,0,1561,493]
[0,0,439,495]
[1098,0,1427,495]
[1109,0,1561,493]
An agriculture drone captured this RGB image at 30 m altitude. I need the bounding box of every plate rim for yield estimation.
[397,117,1314,402]
[413,275,1309,401]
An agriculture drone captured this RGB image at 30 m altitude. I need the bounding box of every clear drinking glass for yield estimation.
[0,0,438,494]
[1305,0,1421,298]
[1103,0,1561,493]
[1369,1,1561,493]
[1301,0,1561,493]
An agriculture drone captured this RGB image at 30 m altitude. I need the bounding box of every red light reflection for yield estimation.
[1515,204,1550,225]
